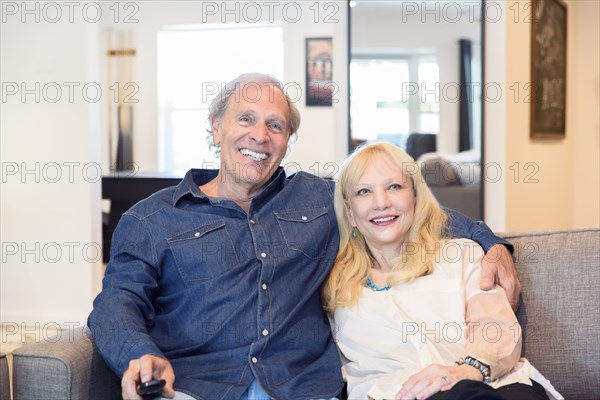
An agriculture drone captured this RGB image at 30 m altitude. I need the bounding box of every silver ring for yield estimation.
[442,375,450,385]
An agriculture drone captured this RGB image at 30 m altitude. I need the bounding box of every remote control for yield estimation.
[137,379,166,399]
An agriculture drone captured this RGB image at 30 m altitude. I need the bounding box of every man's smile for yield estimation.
[239,148,269,161]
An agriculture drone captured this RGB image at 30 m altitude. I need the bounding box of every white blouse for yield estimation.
[332,239,563,400]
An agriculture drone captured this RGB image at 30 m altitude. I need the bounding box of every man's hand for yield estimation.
[121,354,175,400]
[481,244,521,311]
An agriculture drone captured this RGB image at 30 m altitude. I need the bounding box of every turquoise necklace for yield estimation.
[365,276,392,291]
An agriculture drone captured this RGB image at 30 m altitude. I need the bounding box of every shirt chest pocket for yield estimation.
[166,220,239,283]
[274,207,330,260]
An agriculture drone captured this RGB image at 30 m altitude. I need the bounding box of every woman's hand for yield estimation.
[395,364,482,400]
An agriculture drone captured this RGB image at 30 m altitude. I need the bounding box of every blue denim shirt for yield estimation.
[88,168,511,400]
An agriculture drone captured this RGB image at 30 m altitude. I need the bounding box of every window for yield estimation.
[418,59,441,134]
[157,25,284,173]
[350,55,440,145]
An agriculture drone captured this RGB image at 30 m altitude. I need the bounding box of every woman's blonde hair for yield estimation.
[322,142,448,314]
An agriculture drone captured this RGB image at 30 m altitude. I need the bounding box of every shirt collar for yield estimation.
[171,167,286,207]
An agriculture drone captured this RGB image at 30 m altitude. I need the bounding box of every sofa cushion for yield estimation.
[501,229,600,399]
[417,150,481,187]
[418,156,461,186]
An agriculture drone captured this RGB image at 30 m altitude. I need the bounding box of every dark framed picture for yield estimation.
[306,37,334,106]
[530,0,567,139]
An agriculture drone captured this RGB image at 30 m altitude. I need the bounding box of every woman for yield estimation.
[323,142,562,400]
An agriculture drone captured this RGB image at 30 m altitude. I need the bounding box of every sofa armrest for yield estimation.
[0,353,10,400]
[12,326,120,400]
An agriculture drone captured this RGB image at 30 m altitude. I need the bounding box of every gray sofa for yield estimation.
[11,229,600,399]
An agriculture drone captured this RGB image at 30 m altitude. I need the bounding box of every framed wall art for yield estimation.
[306,37,334,106]
[530,0,567,139]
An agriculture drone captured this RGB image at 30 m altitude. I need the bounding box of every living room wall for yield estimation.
[0,1,349,327]
[567,0,599,229]
[485,0,599,231]
[1,18,103,326]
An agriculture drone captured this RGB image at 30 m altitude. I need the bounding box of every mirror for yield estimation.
[349,0,484,220]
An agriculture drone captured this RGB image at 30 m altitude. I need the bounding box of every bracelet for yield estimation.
[456,356,492,383]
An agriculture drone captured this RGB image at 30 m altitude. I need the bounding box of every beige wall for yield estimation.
[486,0,599,231]
[571,0,600,228]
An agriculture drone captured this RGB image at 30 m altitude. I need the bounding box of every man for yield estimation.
[88,73,519,400]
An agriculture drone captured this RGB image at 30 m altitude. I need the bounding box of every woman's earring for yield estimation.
[351,229,357,239]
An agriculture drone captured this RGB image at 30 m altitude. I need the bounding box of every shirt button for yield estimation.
[251,357,258,364]
[260,252,267,258]
[301,215,308,221]
[262,329,269,336]
[261,283,268,290]
[250,219,255,224]
[194,232,200,237]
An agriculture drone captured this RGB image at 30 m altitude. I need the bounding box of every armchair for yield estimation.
[405,132,437,161]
